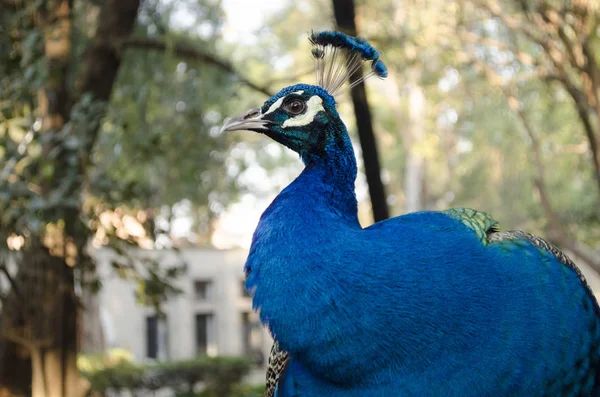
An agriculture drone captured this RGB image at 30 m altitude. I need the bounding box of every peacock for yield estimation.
[221,31,600,396]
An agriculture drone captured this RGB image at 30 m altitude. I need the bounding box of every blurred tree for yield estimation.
[0,0,269,396]
[462,0,600,270]
[1,1,141,394]
[471,0,600,197]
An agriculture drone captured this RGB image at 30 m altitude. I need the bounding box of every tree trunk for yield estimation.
[331,0,390,222]
[0,0,141,395]
[36,2,83,395]
[30,348,46,397]
[0,337,30,397]
[80,286,105,353]
[46,264,84,397]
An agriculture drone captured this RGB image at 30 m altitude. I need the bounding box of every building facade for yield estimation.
[90,248,271,382]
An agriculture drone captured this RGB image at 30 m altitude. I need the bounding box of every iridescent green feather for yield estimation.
[443,208,500,245]
[443,209,591,293]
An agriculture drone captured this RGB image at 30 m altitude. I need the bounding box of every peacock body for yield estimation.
[221,31,600,396]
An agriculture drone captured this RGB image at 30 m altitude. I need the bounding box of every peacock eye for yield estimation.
[282,98,307,116]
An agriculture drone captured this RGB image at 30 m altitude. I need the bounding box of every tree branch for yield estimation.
[583,38,600,105]
[0,330,35,350]
[471,0,548,47]
[507,97,565,240]
[534,5,587,71]
[0,329,53,351]
[122,37,273,97]
[560,81,600,194]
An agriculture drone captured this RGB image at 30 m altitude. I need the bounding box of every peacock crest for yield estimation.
[309,31,387,97]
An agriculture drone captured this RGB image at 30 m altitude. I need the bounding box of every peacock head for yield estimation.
[220,31,387,160]
[220,83,341,157]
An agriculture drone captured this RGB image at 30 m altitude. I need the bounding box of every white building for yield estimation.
[88,248,271,383]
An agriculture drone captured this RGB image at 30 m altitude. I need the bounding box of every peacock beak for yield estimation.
[220,108,270,133]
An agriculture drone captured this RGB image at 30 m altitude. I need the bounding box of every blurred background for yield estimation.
[1,0,600,396]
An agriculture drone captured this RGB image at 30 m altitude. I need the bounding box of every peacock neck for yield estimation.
[297,127,358,222]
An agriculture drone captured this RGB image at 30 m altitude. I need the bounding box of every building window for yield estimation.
[241,312,264,366]
[240,280,250,298]
[194,280,213,301]
[146,315,168,360]
[195,313,215,356]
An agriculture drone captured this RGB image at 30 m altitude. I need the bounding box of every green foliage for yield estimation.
[83,363,146,393]
[81,356,252,396]
[0,0,251,313]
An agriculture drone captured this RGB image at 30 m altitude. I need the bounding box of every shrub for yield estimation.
[174,383,265,397]
[80,355,253,396]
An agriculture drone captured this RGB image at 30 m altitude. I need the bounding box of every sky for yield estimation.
[221,0,287,44]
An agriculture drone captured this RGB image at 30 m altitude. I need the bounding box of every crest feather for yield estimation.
[309,30,387,96]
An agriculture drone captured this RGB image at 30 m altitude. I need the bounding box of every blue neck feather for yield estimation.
[298,121,358,222]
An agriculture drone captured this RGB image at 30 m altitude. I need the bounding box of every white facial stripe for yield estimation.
[282,96,324,128]
[264,91,305,115]
[265,97,284,115]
